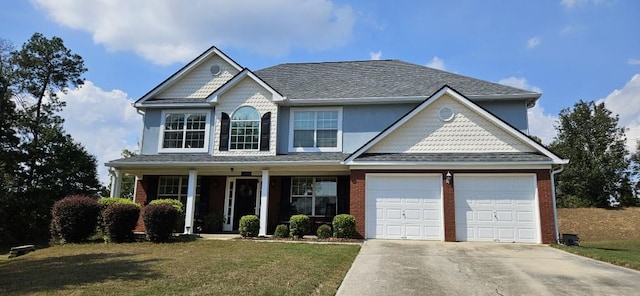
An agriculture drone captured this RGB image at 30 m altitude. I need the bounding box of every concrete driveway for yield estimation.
[337,240,640,296]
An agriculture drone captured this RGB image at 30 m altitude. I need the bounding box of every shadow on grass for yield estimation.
[0,252,162,294]
[581,246,630,252]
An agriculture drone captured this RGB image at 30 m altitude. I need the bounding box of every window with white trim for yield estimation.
[157,176,201,207]
[289,108,342,152]
[230,106,260,150]
[160,110,210,152]
[290,177,337,216]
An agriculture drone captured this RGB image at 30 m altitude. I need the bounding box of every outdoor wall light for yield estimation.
[445,171,453,184]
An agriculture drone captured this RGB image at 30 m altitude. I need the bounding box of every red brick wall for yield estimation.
[442,176,456,242]
[208,176,227,214]
[133,178,148,232]
[349,170,366,238]
[535,170,555,244]
[349,169,556,244]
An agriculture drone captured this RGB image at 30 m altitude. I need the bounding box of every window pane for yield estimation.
[165,114,184,130]
[294,111,315,129]
[291,196,312,215]
[315,195,337,216]
[315,178,337,196]
[292,177,314,196]
[185,131,205,148]
[316,130,337,147]
[230,109,259,150]
[186,113,206,130]
[163,131,183,148]
[232,106,259,120]
[316,111,338,129]
[293,130,314,147]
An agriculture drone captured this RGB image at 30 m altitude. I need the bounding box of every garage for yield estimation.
[365,174,443,240]
[454,174,539,243]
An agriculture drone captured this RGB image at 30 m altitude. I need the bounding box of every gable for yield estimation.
[367,94,535,153]
[345,86,568,165]
[156,55,240,99]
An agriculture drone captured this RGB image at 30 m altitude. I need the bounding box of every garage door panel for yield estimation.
[366,174,442,240]
[455,175,538,243]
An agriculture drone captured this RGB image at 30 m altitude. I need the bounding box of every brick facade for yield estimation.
[349,169,556,244]
[133,178,149,232]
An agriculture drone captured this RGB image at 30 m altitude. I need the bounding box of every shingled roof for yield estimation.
[254,60,540,101]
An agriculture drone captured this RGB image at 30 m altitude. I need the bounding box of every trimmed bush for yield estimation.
[144,203,179,243]
[317,224,332,239]
[149,199,184,214]
[97,197,138,232]
[289,214,310,238]
[333,214,356,238]
[274,224,289,238]
[103,203,140,243]
[51,195,100,243]
[239,215,260,237]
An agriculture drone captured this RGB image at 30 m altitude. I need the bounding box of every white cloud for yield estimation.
[527,104,558,145]
[58,81,139,184]
[369,50,382,60]
[629,58,640,65]
[598,74,640,153]
[560,0,611,8]
[33,0,356,65]
[527,37,541,49]
[426,56,445,70]
[498,77,542,93]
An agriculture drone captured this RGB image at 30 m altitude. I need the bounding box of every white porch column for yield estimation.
[184,169,198,234]
[110,169,122,198]
[259,169,270,237]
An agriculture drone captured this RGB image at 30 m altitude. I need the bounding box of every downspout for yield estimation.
[551,165,565,243]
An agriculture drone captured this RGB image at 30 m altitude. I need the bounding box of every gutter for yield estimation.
[551,165,565,243]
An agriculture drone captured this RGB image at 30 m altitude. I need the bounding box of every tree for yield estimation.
[550,100,631,208]
[11,33,86,182]
[630,141,640,202]
[0,33,99,245]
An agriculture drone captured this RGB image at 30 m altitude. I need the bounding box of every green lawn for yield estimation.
[552,240,640,271]
[0,239,361,296]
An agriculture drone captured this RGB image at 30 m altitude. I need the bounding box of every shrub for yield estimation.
[144,203,179,242]
[103,203,140,243]
[149,199,184,214]
[239,215,260,237]
[333,214,356,238]
[289,214,310,238]
[51,195,100,243]
[273,224,289,238]
[97,197,137,232]
[317,224,332,239]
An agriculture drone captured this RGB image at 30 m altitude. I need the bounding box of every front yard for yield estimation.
[0,239,361,296]
[553,240,640,271]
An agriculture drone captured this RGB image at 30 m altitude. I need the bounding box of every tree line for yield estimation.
[1,33,100,246]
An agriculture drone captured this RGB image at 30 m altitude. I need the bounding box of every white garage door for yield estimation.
[455,174,539,243]
[366,174,442,240]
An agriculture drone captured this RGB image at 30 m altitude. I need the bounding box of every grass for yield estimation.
[552,240,640,271]
[0,239,360,296]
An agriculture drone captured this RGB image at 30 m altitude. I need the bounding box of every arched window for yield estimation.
[230,106,260,150]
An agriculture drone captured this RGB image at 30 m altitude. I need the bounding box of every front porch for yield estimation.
[111,169,350,236]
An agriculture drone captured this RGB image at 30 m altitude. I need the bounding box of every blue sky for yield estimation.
[1,0,639,184]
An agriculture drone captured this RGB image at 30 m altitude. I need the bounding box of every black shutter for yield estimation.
[219,112,230,151]
[260,112,271,151]
[337,176,350,214]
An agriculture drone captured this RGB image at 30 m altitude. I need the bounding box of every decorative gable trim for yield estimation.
[344,86,568,165]
[135,46,243,106]
[206,69,285,104]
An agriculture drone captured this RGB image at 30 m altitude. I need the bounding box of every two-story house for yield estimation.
[106,46,568,244]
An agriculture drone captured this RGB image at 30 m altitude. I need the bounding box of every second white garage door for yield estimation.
[366,174,443,240]
[455,174,539,243]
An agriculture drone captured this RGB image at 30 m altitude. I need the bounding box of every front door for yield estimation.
[232,179,259,231]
